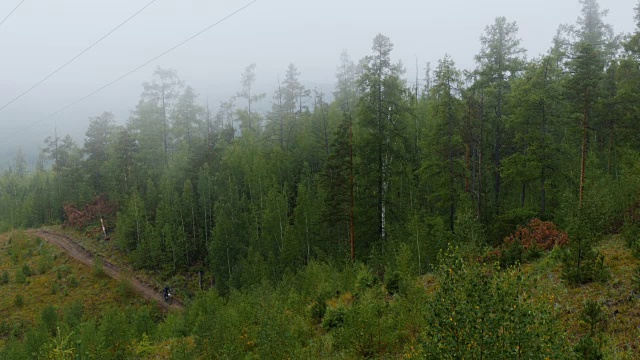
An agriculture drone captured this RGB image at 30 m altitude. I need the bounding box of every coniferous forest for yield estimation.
[3,0,640,358]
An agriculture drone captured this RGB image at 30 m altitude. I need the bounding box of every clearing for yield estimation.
[27,229,182,310]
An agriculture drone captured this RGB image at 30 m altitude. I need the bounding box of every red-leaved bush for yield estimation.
[481,218,569,265]
[504,218,568,251]
[63,194,117,231]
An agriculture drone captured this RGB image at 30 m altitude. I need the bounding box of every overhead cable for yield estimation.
[0,0,26,29]
[0,0,159,113]
[1,0,258,141]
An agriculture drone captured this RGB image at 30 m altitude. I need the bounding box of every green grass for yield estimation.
[3,227,639,359]
[0,230,154,347]
[48,225,205,302]
[46,226,170,295]
[522,235,640,359]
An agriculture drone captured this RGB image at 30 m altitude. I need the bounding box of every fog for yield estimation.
[0,0,635,168]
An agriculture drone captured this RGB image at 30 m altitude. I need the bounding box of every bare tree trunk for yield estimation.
[349,117,355,261]
[465,144,471,193]
[541,62,549,216]
[494,84,502,215]
[447,78,455,232]
[377,55,385,244]
[579,90,589,209]
[607,123,613,174]
[278,80,284,150]
[477,91,484,220]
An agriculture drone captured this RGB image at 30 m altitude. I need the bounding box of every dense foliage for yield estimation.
[1,0,639,294]
[0,233,573,359]
[3,0,640,357]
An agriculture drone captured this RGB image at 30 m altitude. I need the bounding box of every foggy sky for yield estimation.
[0,0,636,167]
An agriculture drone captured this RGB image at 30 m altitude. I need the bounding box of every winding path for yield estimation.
[28,229,182,310]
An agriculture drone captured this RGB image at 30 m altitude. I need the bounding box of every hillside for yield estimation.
[526,235,640,357]
[0,231,158,323]
[1,0,640,358]
[1,227,639,359]
[0,231,170,358]
[28,228,182,310]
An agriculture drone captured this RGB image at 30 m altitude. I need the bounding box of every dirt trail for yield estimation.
[28,229,182,310]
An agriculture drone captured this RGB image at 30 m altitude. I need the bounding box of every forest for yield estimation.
[2,0,640,358]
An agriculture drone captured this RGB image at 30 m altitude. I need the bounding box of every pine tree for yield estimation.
[140,67,184,162]
[321,114,355,259]
[422,55,465,232]
[567,41,605,208]
[356,34,409,250]
[84,112,115,194]
[283,165,322,269]
[171,86,205,152]
[115,190,147,260]
[474,16,526,215]
[576,0,617,57]
[505,54,568,215]
[236,63,266,134]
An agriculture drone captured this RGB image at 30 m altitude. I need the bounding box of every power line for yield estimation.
[0,0,258,141]
[0,0,159,113]
[0,0,26,29]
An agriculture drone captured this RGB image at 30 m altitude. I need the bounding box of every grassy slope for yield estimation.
[2,227,639,359]
[0,230,156,347]
[524,235,640,358]
[49,225,203,301]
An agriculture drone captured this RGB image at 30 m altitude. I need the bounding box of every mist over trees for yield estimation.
[4,0,640,358]
[1,0,640,294]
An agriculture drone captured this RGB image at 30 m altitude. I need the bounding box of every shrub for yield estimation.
[92,257,106,277]
[14,269,26,284]
[14,294,24,307]
[420,246,570,359]
[580,299,606,337]
[322,305,346,330]
[37,254,54,275]
[40,305,59,336]
[46,327,76,360]
[504,218,568,251]
[620,222,640,258]
[632,266,640,293]
[574,336,604,360]
[561,223,608,285]
[339,287,395,358]
[170,337,198,360]
[68,275,79,288]
[562,248,607,285]
[498,238,525,267]
[55,265,71,280]
[116,277,136,300]
[23,326,49,358]
[21,264,33,277]
[63,301,84,329]
[129,307,157,339]
[354,265,377,295]
[384,270,401,295]
[492,208,538,246]
[309,296,327,324]
[97,307,134,359]
[0,270,9,284]
[0,320,10,339]
[486,219,569,266]
[62,194,117,230]
[50,282,58,295]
